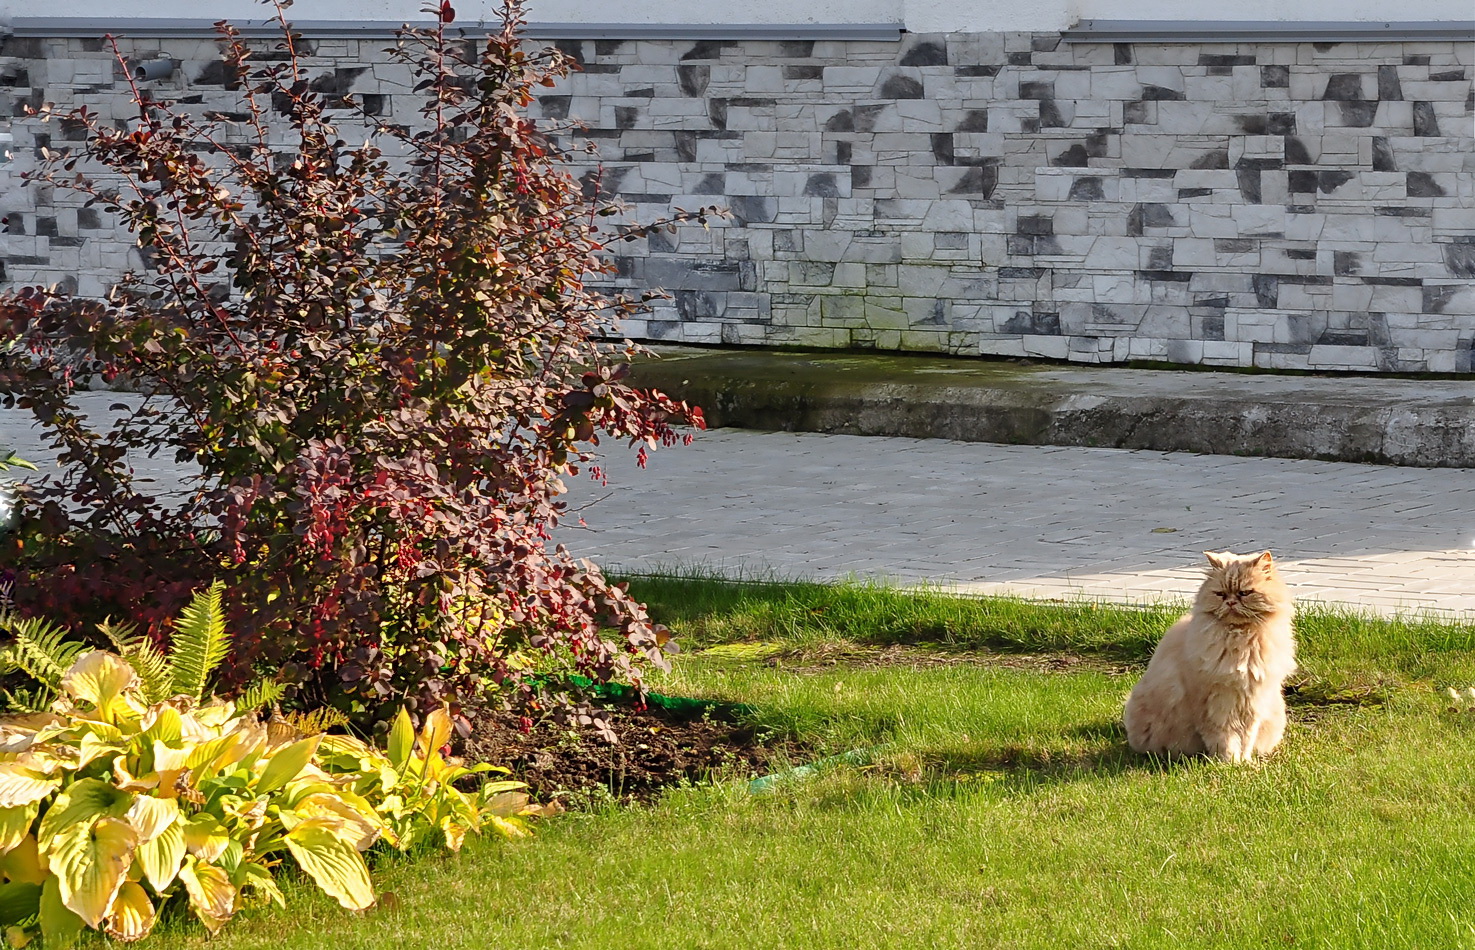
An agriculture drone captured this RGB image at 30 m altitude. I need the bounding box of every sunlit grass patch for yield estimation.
[136,576,1475,950]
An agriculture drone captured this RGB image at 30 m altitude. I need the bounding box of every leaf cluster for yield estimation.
[0,629,544,943]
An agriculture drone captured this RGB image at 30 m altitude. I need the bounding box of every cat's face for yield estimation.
[1197,550,1287,624]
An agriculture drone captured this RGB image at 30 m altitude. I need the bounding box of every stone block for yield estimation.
[6,29,1472,373]
[1307,344,1379,368]
[978,334,1029,357]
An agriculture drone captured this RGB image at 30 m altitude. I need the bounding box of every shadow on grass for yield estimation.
[918,720,1157,789]
[866,716,1312,801]
[622,572,1174,663]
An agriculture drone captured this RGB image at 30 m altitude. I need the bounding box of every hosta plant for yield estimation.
[0,649,543,945]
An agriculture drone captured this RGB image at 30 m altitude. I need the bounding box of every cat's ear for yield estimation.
[1203,551,1229,570]
[1252,550,1275,570]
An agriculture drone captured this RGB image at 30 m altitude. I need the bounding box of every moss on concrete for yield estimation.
[627,345,1475,467]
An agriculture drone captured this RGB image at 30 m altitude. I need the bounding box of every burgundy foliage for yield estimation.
[0,1,710,723]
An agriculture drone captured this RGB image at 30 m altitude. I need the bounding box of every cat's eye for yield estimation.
[1214,592,1226,598]
[1237,590,1252,597]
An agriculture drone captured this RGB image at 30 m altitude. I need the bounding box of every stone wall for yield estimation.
[2,28,1473,371]
[548,33,1475,371]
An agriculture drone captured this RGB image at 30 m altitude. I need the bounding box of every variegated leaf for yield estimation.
[0,805,38,855]
[45,816,137,928]
[135,820,186,893]
[177,856,235,935]
[103,881,156,942]
[284,818,375,911]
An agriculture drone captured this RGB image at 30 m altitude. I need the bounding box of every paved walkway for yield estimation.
[4,396,1474,617]
[558,428,1475,618]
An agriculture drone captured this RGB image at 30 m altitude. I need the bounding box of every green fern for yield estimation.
[234,678,286,714]
[6,583,278,713]
[99,620,175,705]
[284,707,350,735]
[0,612,89,708]
[169,582,230,702]
[1,685,56,715]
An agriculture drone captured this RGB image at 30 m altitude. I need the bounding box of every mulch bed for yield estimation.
[458,700,795,804]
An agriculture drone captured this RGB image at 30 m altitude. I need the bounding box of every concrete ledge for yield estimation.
[630,347,1475,468]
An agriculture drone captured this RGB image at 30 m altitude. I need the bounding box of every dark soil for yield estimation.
[458,700,796,804]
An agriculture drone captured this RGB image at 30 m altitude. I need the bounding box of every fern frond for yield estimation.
[284,707,349,735]
[0,611,87,696]
[234,679,285,714]
[1,686,54,714]
[99,619,174,704]
[168,581,230,702]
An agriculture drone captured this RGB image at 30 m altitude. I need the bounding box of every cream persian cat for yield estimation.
[1124,551,1297,762]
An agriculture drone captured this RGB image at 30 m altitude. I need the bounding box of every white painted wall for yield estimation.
[1074,0,1474,22]
[1,0,1466,30]
[530,0,901,24]
[903,0,1071,32]
[0,0,903,25]
[1,0,483,24]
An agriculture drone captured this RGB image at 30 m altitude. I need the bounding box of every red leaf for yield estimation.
[439,1,455,22]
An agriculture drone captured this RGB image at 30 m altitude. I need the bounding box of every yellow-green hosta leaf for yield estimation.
[217,837,243,874]
[193,701,238,730]
[177,856,235,934]
[135,820,185,893]
[0,763,60,809]
[416,707,453,764]
[482,789,532,819]
[58,653,141,723]
[484,815,532,840]
[256,735,321,795]
[110,756,159,794]
[182,814,230,864]
[38,877,84,950]
[317,734,393,778]
[148,742,191,799]
[218,794,267,829]
[228,721,268,775]
[0,806,37,856]
[75,731,126,771]
[183,733,244,784]
[124,796,179,845]
[387,708,414,770]
[236,862,285,908]
[45,816,137,928]
[0,836,44,886]
[176,710,218,746]
[103,881,156,942]
[36,779,133,852]
[317,734,381,762]
[0,881,41,927]
[139,705,183,746]
[439,815,470,852]
[289,793,384,852]
[284,818,375,911]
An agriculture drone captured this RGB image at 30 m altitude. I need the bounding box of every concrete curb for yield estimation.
[629,347,1475,467]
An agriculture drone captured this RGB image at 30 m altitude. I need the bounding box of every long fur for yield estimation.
[1123,550,1297,762]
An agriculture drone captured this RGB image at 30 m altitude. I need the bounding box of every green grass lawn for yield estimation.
[145,577,1475,949]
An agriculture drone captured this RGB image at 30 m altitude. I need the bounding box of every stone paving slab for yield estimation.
[4,396,1474,617]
